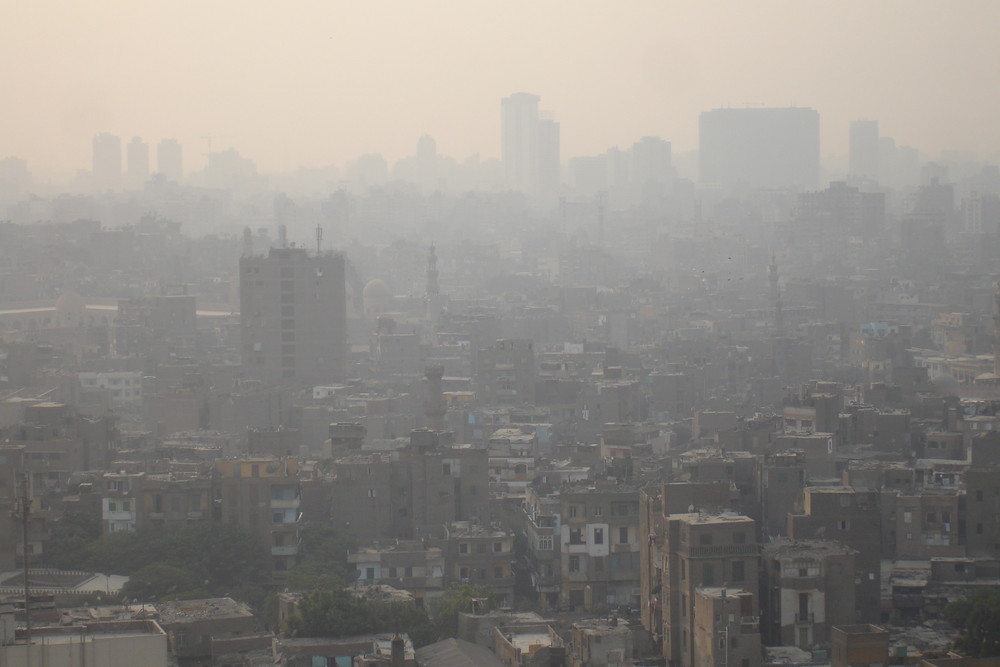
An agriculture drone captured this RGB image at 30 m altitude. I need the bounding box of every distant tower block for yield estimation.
[424,365,446,431]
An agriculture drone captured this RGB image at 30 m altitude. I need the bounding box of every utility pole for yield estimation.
[13,472,31,642]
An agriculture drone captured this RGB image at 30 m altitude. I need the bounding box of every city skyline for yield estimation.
[2,0,1000,177]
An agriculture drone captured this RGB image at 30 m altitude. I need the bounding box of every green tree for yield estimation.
[285,525,356,591]
[945,589,1000,657]
[43,512,102,569]
[432,583,496,639]
[121,562,207,601]
[85,522,271,608]
[286,588,435,646]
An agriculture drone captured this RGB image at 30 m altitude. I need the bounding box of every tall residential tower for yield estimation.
[239,246,347,387]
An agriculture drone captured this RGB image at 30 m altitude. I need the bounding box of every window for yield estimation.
[460,543,468,554]
[593,528,604,545]
[538,535,553,550]
[494,542,503,553]
[570,528,584,545]
[593,505,603,517]
[388,567,397,578]
[569,505,578,518]
[405,566,413,577]
[366,567,375,579]
[367,488,376,498]
[699,533,713,546]
[926,511,936,524]
[904,511,912,524]
[681,560,686,580]
[460,567,469,580]
[619,527,628,544]
[569,556,581,573]
[837,520,850,531]
[702,563,715,586]
[442,463,451,475]
[494,566,503,579]
[476,543,487,554]
[732,560,745,582]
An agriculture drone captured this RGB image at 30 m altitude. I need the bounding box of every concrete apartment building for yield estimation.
[348,540,446,608]
[446,520,515,608]
[213,457,302,575]
[692,588,761,667]
[239,246,347,387]
[321,431,490,541]
[556,482,641,612]
[761,539,858,649]
[475,338,537,406]
[788,487,882,623]
[646,512,760,667]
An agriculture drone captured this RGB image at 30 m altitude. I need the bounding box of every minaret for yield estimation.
[993,281,1000,377]
[769,253,784,338]
[424,365,446,431]
[426,244,439,298]
[242,227,253,257]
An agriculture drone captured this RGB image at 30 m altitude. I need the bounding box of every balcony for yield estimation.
[794,612,815,623]
[685,543,759,558]
[270,498,301,510]
[104,510,136,522]
[272,544,300,557]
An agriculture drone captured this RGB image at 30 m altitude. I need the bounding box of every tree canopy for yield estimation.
[944,588,1000,658]
[284,524,356,591]
[286,587,434,647]
[85,522,271,607]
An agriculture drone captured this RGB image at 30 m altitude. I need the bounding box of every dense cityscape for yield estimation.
[3,4,1000,666]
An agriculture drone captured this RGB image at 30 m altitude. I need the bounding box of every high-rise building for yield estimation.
[699,107,820,190]
[156,138,183,183]
[92,132,121,191]
[501,92,560,200]
[239,246,347,387]
[848,120,879,183]
[126,137,149,189]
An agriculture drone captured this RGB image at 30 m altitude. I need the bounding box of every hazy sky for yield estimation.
[4,0,1000,175]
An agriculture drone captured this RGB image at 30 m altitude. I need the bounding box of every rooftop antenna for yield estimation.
[315,224,323,256]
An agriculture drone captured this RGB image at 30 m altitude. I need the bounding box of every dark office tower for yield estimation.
[240,247,347,387]
[699,107,820,190]
[126,137,150,189]
[92,132,121,191]
[501,92,560,201]
[156,138,183,183]
[849,120,879,183]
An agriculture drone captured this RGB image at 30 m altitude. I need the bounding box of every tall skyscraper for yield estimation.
[92,132,121,191]
[699,107,820,190]
[156,138,183,183]
[239,246,347,387]
[501,92,560,201]
[126,137,150,189]
[849,120,879,183]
